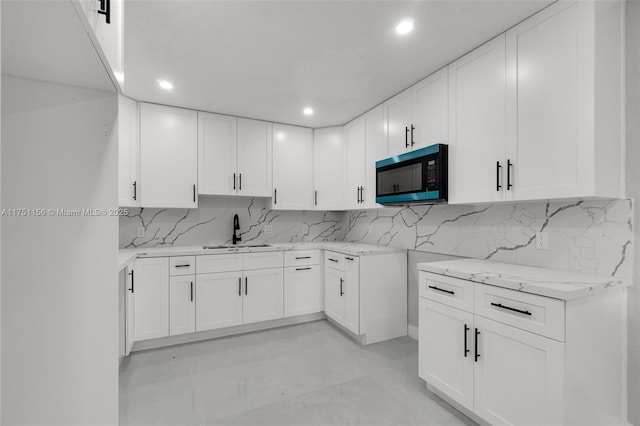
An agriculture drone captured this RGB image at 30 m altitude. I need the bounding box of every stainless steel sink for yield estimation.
[203,244,271,250]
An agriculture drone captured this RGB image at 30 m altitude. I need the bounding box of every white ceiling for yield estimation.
[1,0,115,93]
[124,0,553,128]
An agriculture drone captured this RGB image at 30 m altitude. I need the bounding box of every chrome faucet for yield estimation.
[232,214,241,245]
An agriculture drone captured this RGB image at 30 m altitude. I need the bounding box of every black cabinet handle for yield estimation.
[507,159,513,190]
[464,324,470,358]
[428,285,454,295]
[491,302,532,316]
[133,181,137,201]
[193,184,196,202]
[233,173,236,190]
[128,270,134,293]
[405,126,409,148]
[496,161,502,191]
[274,188,277,204]
[238,277,241,296]
[245,277,248,295]
[410,124,415,146]
[340,278,344,296]
[239,173,242,190]
[296,267,312,271]
[175,264,191,268]
[360,187,364,203]
[315,190,318,206]
[97,0,110,24]
[345,257,354,261]
[475,328,480,362]
[356,187,360,203]
[295,256,311,260]
[190,281,194,302]
[328,258,338,263]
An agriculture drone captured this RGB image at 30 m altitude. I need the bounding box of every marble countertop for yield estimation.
[418,258,628,301]
[118,242,405,270]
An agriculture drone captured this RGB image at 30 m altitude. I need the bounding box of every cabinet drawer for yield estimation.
[243,251,283,270]
[170,256,196,276]
[196,254,242,274]
[419,272,474,313]
[284,250,320,267]
[324,251,345,271]
[474,283,565,341]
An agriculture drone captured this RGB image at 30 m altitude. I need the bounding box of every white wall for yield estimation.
[1,76,118,425]
[625,1,640,424]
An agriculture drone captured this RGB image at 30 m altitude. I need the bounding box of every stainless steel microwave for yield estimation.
[375,144,448,205]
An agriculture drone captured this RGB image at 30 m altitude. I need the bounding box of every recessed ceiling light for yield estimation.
[395,18,414,35]
[303,107,314,116]
[157,79,174,90]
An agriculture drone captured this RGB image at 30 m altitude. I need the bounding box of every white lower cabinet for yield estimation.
[324,266,346,325]
[284,265,322,317]
[133,257,169,341]
[419,270,626,425]
[169,275,196,336]
[125,268,135,355]
[242,268,284,324]
[196,272,243,332]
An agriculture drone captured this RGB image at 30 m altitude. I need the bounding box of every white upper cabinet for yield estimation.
[198,112,237,196]
[363,105,387,209]
[448,35,507,205]
[72,0,123,90]
[505,0,623,201]
[412,68,448,149]
[237,118,272,197]
[345,117,366,209]
[385,88,413,155]
[118,96,139,207]
[313,127,346,210]
[271,124,314,210]
[139,103,198,208]
[198,114,272,197]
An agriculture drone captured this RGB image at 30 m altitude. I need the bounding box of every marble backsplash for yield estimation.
[344,199,633,280]
[120,197,343,248]
[120,197,632,281]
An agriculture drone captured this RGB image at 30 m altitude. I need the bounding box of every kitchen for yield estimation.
[1,0,639,425]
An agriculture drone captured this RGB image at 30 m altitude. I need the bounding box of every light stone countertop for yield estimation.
[417,258,629,301]
[118,242,406,271]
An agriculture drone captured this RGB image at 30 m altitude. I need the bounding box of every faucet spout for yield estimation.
[232,214,241,245]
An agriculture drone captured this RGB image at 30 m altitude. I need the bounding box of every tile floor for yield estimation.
[119,320,477,426]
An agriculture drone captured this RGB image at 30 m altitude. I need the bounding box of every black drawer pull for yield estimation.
[428,285,454,295]
[345,257,354,261]
[464,324,470,358]
[295,256,312,260]
[328,258,338,263]
[296,267,312,271]
[491,302,532,316]
[174,264,191,268]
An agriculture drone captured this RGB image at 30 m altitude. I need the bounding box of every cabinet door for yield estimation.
[272,124,313,210]
[385,88,413,155]
[169,275,195,336]
[133,257,169,341]
[363,105,386,209]
[284,265,322,317]
[505,2,589,200]
[139,103,198,208]
[419,298,474,411]
[237,118,272,197]
[344,256,360,335]
[313,127,346,210]
[345,118,365,209]
[412,68,448,148]
[448,35,506,204]
[242,268,284,324]
[118,96,139,207]
[125,268,135,355]
[198,112,237,196]
[324,267,346,326]
[195,272,243,332]
[474,316,564,426]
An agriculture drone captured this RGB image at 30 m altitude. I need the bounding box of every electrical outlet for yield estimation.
[535,231,548,250]
[302,224,310,235]
[264,225,273,234]
[137,227,145,238]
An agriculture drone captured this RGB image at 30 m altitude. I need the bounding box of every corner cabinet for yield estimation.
[313,127,346,210]
[418,270,627,425]
[139,103,198,208]
[271,124,314,210]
